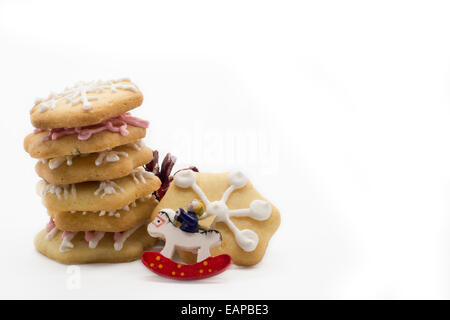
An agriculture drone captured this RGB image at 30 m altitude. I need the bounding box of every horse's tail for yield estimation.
[201,229,222,243]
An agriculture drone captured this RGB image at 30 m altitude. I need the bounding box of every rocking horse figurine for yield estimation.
[149,208,221,262]
[142,203,232,280]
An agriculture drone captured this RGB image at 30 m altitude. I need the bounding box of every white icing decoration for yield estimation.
[59,232,78,252]
[44,223,142,252]
[148,210,222,262]
[94,180,124,198]
[41,182,77,200]
[95,149,128,166]
[48,155,74,170]
[88,232,105,249]
[128,140,145,151]
[37,78,137,112]
[68,197,147,218]
[71,184,77,198]
[40,143,136,170]
[172,170,272,252]
[131,170,154,184]
[46,227,58,240]
[114,220,147,251]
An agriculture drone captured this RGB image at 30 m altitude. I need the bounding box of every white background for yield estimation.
[1,0,450,299]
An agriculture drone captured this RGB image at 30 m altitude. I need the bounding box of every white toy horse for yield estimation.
[148,209,222,263]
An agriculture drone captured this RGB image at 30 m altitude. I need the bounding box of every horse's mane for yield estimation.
[159,210,175,226]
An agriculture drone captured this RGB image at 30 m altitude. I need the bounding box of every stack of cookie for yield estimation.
[24,79,161,264]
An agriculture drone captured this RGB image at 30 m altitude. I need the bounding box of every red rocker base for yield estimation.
[142,251,232,280]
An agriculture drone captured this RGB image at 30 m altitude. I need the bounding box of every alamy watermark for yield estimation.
[166,126,280,175]
[66,265,81,290]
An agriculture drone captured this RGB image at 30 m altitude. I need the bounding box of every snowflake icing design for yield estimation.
[131,170,154,184]
[173,170,272,252]
[95,149,128,166]
[94,180,124,198]
[41,182,77,200]
[35,78,137,112]
[128,140,145,151]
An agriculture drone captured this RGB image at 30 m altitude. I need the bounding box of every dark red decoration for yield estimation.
[144,150,198,200]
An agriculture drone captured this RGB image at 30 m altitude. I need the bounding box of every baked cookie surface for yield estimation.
[36,142,153,184]
[31,79,143,129]
[38,169,161,212]
[34,224,156,264]
[49,196,158,232]
[24,125,146,159]
[152,170,280,266]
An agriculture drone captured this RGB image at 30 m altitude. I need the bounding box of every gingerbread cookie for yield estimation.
[35,222,155,264]
[152,170,280,266]
[35,141,153,184]
[49,196,158,232]
[24,117,147,159]
[38,169,161,212]
[31,79,143,129]
[26,78,161,266]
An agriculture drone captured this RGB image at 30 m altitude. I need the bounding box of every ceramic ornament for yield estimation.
[142,208,231,280]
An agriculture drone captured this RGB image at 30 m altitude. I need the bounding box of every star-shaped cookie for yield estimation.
[152,170,281,266]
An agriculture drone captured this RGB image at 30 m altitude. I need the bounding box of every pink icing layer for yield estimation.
[114,232,122,241]
[46,218,55,232]
[34,112,149,142]
[84,231,95,242]
[61,231,72,239]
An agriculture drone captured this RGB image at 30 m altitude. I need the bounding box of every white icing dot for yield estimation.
[173,169,196,188]
[235,229,259,252]
[249,200,272,221]
[228,171,248,188]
